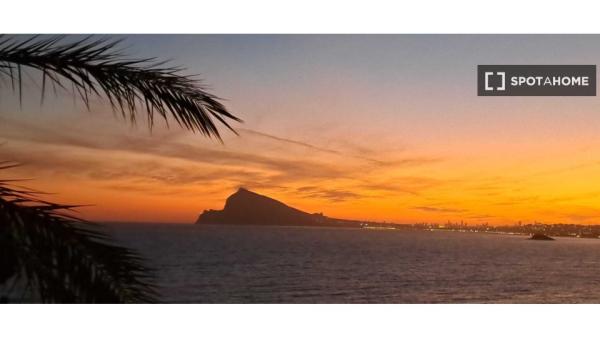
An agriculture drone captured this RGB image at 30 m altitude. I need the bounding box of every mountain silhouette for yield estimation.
[195,188,361,227]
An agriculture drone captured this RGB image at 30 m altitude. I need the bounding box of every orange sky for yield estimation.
[3,35,600,225]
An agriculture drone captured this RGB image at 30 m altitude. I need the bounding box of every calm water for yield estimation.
[109,224,600,303]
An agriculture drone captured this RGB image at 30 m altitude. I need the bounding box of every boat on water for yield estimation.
[529,233,555,241]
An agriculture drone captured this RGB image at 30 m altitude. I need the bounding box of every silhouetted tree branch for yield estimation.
[0,36,242,303]
[0,163,156,303]
[0,35,241,139]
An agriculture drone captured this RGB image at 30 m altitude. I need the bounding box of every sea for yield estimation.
[108,223,600,303]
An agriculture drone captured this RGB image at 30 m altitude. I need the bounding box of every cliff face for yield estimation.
[196,188,356,227]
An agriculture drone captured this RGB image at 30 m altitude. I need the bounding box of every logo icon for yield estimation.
[484,71,505,91]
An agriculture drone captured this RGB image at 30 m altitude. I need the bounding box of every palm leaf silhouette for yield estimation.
[0,36,241,303]
[0,163,156,303]
[0,35,241,138]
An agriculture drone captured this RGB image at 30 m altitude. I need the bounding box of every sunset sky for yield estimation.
[3,35,600,225]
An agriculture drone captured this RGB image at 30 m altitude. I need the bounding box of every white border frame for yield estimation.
[2,1,600,337]
[3,0,600,33]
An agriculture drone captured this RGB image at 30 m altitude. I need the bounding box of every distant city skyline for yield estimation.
[2,35,600,224]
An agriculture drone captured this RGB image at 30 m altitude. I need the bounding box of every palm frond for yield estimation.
[0,169,157,303]
[0,35,241,139]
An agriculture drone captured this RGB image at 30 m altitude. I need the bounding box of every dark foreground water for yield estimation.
[109,224,600,303]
